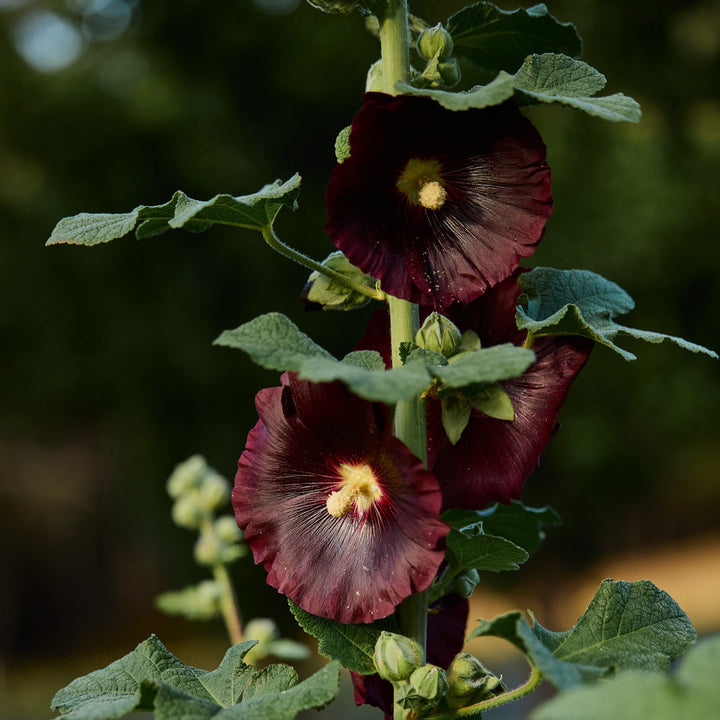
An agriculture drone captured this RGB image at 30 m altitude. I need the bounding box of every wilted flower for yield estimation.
[233,373,448,624]
[326,93,552,309]
[356,270,592,510]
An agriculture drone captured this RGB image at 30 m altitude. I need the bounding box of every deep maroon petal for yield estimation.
[233,375,448,624]
[326,93,552,309]
[351,594,469,717]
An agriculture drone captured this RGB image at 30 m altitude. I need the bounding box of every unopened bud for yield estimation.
[417,23,454,61]
[196,472,231,512]
[167,455,207,498]
[409,664,448,701]
[301,251,374,312]
[438,59,461,88]
[374,631,423,683]
[214,515,243,544]
[416,312,463,357]
[446,653,503,709]
[171,493,208,530]
[194,531,222,566]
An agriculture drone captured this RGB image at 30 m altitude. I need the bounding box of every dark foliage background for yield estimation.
[1,0,718,717]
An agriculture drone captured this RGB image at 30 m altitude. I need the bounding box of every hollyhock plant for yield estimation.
[326,93,553,309]
[232,372,448,624]
[357,270,593,511]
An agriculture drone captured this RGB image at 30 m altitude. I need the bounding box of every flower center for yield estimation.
[326,463,383,518]
[396,158,448,210]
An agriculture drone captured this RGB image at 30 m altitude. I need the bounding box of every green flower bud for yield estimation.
[301,251,375,312]
[214,515,243,544]
[196,471,231,512]
[446,653,503,709]
[416,312,463,357]
[167,455,207,498]
[194,531,222,566]
[171,493,208,530]
[409,664,448,702]
[453,568,481,598]
[438,59,461,88]
[374,631,423,683]
[245,617,280,645]
[417,23,454,61]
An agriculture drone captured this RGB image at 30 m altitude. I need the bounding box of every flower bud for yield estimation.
[167,455,207,499]
[171,493,208,530]
[416,312,463,357]
[245,617,280,645]
[409,664,448,701]
[417,23,454,61]
[194,531,222,566]
[438,59,461,88]
[446,653,503,709]
[301,251,374,311]
[373,631,423,683]
[214,515,243,544]
[196,471,231,512]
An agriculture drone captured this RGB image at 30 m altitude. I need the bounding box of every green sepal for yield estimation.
[303,251,375,311]
[398,53,640,123]
[531,635,720,720]
[51,634,338,720]
[472,382,514,420]
[447,2,582,74]
[440,394,472,445]
[46,175,301,246]
[289,601,400,676]
[468,580,697,691]
[517,267,718,360]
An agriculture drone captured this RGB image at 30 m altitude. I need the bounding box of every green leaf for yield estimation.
[240,665,298,700]
[155,580,223,621]
[469,580,696,691]
[214,313,334,372]
[513,54,641,122]
[447,2,582,74]
[441,394,472,445]
[531,635,720,720]
[533,579,697,675]
[340,350,386,371]
[212,661,340,720]
[446,522,529,573]
[297,354,433,403]
[51,635,258,719]
[433,344,535,388]
[46,175,301,246]
[472,382,515,420]
[517,267,718,360]
[399,54,640,124]
[289,601,399,675]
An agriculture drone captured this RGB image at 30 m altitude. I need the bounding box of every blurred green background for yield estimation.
[1,0,718,717]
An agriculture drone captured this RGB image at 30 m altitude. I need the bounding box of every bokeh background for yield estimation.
[1,0,718,717]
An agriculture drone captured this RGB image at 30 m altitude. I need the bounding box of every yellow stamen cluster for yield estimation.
[326,463,383,518]
[396,158,448,211]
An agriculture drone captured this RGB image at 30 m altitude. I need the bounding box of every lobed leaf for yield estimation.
[469,580,696,691]
[46,175,301,246]
[432,343,535,388]
[531,635,720,720]
[289,601,399,676]
[517,267,717,360]
[445,522,529,573]
[448,2,582,74]
[399,53,640,123]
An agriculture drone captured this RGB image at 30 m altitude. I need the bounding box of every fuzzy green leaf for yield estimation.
[444,500,561,555]
[517,267,718,360]
[46,175,301,246]
[50,635,258,719]
[399,54,640,123]
[469,580,696,691]
[297,354,433,402]
[532,579,697,675]
[289,601,399,675]
[447,2,582,74]
[446,522,529,573]
[214,313,334,372]
[532,635,720,720]
[513,54,641,122]
[433,344,535,388]
[440,394,472,445]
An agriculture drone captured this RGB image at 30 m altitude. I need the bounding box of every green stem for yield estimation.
[430,665,543,719]
[213,562,245,647]
[378,0,410,94]
[261,226,385,302]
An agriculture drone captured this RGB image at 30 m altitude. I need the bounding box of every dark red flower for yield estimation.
[233,373,448,624]
[326,93,552,309]
[356,271,592,510]
[351,594,470,718]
